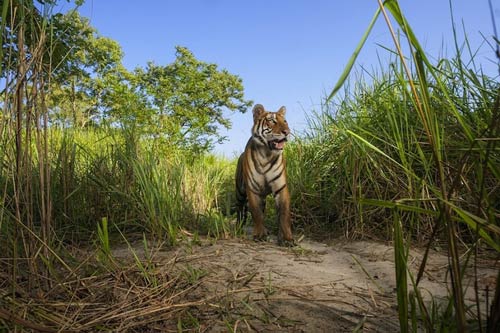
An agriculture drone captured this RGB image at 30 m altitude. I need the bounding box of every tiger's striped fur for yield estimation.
[235,104,294,246]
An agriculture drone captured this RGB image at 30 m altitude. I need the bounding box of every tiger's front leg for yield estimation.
[247,191,267,241]
[275,186,294,246]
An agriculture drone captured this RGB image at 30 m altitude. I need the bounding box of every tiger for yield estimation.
[235,104,294,246]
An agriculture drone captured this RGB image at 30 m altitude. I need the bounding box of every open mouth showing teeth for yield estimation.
[269,138,287,150]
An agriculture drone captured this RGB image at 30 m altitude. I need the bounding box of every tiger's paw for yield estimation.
[278,238,296,247]
[253,235,269,242]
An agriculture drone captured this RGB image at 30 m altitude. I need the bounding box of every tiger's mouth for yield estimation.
[269,138,287,150]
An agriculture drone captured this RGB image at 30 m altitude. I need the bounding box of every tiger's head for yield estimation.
[251,104,290,151]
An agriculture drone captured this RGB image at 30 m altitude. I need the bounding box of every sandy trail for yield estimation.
[113,236,498,332]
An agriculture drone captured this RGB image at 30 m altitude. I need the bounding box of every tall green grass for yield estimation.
[286,1,499,331]
[0,127,236,247]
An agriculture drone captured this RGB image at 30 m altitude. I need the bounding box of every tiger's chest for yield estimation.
[245,149,286,196]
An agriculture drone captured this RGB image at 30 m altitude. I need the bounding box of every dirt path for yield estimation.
[113,235,497,332]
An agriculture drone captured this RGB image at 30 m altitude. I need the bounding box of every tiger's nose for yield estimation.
[282,128,290,136]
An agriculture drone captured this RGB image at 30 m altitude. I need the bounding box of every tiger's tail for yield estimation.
[235,153,248,224]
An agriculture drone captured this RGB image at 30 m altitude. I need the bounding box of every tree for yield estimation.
[46,11,125,128]
[128,46,252,153]
[2,1,252,152]
[1,0,86,81]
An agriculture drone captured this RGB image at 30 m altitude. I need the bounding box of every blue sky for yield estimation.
[74,1,499,157]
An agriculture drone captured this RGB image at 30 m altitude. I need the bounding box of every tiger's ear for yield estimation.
[252,104,266,120]
[277,106,286,116]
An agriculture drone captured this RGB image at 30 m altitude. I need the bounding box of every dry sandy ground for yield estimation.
[113,235,498,332]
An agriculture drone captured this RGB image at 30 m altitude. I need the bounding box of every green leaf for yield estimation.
[326,7,381,102]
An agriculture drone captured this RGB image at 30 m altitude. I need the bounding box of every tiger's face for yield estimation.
[251,104,290,151]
